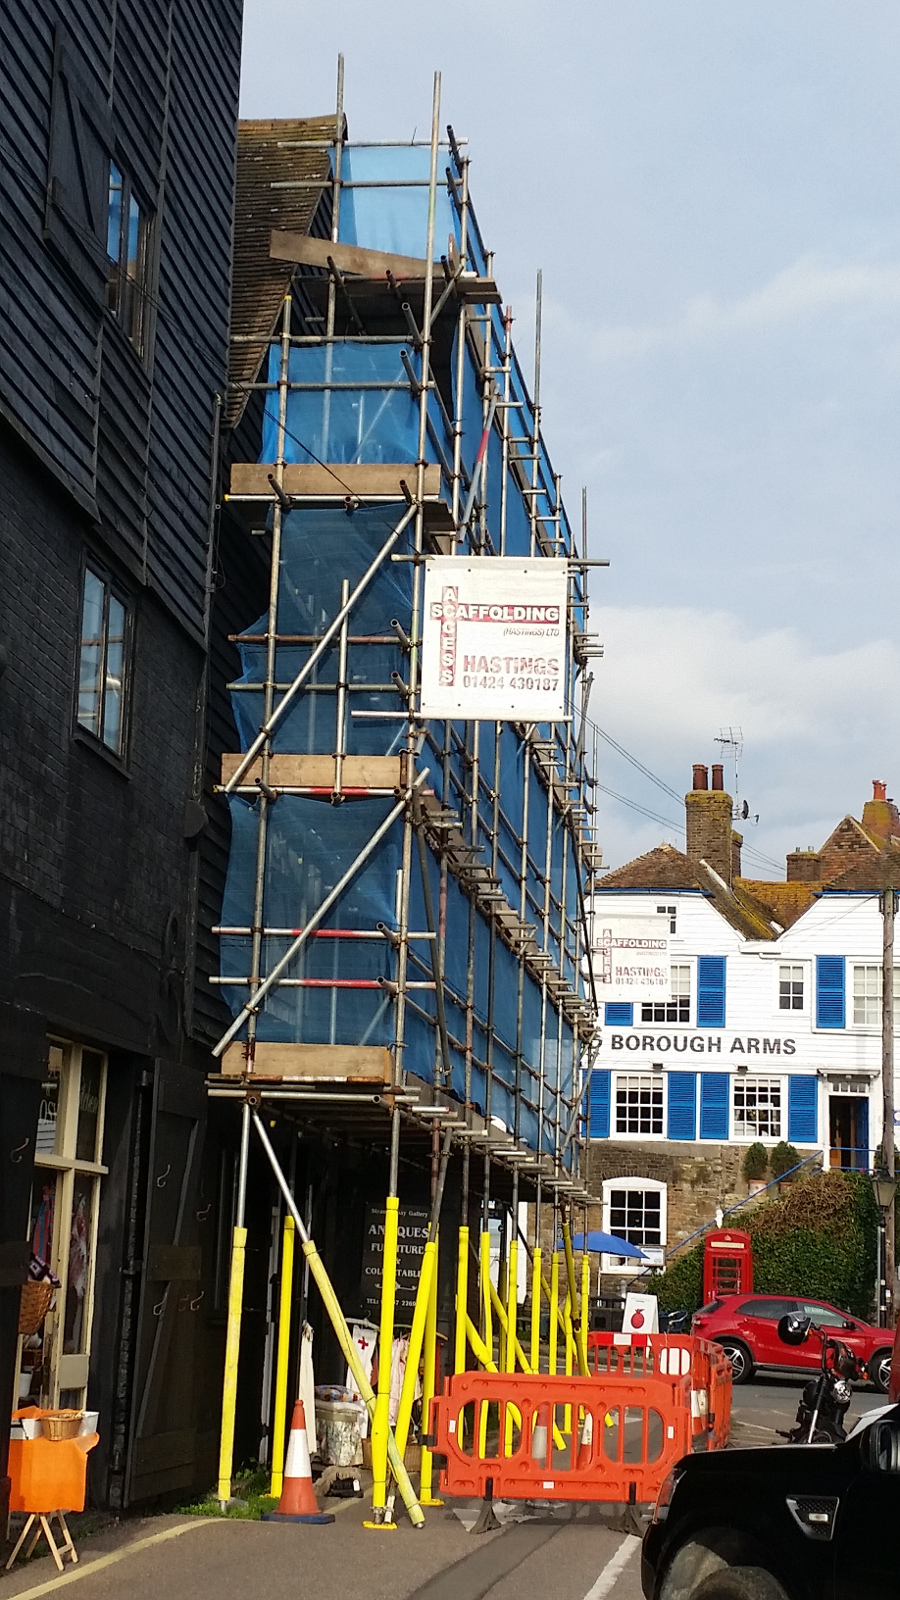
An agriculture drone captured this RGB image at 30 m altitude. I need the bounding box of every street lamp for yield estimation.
[873,1169,897,1327]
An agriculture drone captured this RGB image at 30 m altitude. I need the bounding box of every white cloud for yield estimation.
[590,606,900,876]
[551,256,900,364]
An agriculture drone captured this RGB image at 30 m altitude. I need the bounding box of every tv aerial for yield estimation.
[714,727,758,825]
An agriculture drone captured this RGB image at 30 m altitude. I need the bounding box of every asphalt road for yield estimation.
[1,1378,890,1600]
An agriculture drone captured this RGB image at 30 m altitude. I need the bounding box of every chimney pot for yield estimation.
[692,764,708,791]
[874,780,887,801]
[711,764,724,792]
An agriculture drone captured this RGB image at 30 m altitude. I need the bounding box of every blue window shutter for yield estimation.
[699,1074,729,1140]
[604,1003,633,1027]
[590,1069,611,1139]
[787,1076,818,1144]
[668,1072,697,1140]
[816,956,845,1029]
[697,956,726,1027]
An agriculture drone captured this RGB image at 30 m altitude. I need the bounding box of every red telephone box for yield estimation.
[703,1229,753,1303]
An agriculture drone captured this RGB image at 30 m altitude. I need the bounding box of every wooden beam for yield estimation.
[221,1042,392,1082]
[229,461,443,500]
[220,753,406,790]
[270,231,438,280]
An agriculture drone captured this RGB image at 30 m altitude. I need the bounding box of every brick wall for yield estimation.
[0,422,203,1052]
[685,791,734,884]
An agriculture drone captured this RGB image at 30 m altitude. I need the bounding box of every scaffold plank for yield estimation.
[229,461,445,501]
[219,752,406,791]
[220,1042,392,1081]
[269,230,439,279]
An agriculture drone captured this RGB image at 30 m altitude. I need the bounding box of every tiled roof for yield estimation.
[227,115,337,427]
[735,878,819,931]
[595,846,777,941]
[822,846,900,893]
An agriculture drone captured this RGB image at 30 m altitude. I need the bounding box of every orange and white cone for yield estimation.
[263,1401,335,1524]
[576,1408,593,1468]
[531,1403,550,1467]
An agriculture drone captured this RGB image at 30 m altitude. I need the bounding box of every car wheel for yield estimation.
[716,1339,754,1384]
[691,1566,791,1600]
[869,1349,892,1393]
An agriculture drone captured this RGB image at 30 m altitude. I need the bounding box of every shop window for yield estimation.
[733,1075,782,1140]
[19,1042,108,1412]
[614,1072,664,1136]
[641,964,690,1024]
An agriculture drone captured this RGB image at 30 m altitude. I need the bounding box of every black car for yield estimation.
[641,1404,900,1600]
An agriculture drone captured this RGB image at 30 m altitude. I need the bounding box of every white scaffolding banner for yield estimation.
[592,916,671,1004]
[419,557,568,721]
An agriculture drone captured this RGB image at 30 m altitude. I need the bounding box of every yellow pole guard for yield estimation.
[420,1233,442,1506]
[393,1240,435,1457]
[563,1294,574,1433]
[479,1230,493,1358]
[530,1245,542,1374]
[298,1236,424,1527]
[540,1267,569,1337]
[454,1225,469,1375]
[466,1313,496,1369]
[548,1251,560,1376]
[505,1240,518,1374]
[561,1218,588,1376]
[580,1250,591,1373]
[371,1195,399,1515]
[269,1214,295,1499]
[217,1224,247,1504]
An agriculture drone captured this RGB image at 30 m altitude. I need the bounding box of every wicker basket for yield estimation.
[18,1280,53,1337]
[41,1410,83,1441]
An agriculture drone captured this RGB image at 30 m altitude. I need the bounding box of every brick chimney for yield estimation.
[731,830,743,880]
[786,849,821,883]
[685,763,734,885]
[861,780,900,843]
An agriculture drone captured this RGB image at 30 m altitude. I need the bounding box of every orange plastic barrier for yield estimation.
[428,1368,693,1505]
[586,1332,732,1453]
[9,1411,99,1514]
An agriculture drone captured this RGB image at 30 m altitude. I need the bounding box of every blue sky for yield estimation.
[240,2,900,878]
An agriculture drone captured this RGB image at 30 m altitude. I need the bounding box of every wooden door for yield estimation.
[125,1059,205,1504]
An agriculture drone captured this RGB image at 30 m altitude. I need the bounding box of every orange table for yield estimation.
[6,1410,99,1572]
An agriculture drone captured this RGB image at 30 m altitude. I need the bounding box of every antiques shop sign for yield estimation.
[361,1202,430,1319]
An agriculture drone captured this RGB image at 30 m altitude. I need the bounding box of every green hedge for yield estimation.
[651,1170,878,1320]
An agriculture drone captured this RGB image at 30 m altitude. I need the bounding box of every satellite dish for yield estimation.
[741,800,749,820]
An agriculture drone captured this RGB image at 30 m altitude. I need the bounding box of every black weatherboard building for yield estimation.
[0,0,243,1518]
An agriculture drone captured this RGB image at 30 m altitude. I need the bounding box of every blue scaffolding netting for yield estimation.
[219,145,590,1160]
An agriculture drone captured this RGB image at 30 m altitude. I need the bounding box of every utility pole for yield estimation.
[882,885,896,1322]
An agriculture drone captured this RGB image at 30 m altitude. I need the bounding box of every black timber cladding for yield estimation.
[0,0,242,644]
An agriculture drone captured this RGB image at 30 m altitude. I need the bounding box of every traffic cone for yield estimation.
[262,1401,335,1524]
[531,1403,550,1467]
[576,1409,593,1468]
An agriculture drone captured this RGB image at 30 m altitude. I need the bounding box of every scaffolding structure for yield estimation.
[210,69,605,1521]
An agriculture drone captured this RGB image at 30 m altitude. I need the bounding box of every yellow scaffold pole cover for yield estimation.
[562,1215,588,1377]
[369,1194,399,1520]
[548,1250,560,1376]
[393,1239,436,1457]
[217,1224,247,1505]
[479,1230,493,1358]
[269,1212,295,1499]
[454,1225,469,1375]
[530,1245,542,1374]
[419,1233,443,1506]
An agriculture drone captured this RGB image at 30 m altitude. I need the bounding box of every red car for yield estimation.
[691,1293,893,1390]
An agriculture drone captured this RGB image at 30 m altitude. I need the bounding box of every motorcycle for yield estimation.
[776,1311,866,1444]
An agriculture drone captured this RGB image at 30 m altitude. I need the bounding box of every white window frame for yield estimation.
[778,963,805,1013]
[851,965,900,1029]
[612,1070,665,1139]
[601,1177,667,1272]
[732,1074,784,1142]
[641,963,691,1026]
[21,1040,109,1411]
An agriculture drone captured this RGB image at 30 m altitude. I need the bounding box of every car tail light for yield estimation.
[652,1467,683,1524]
